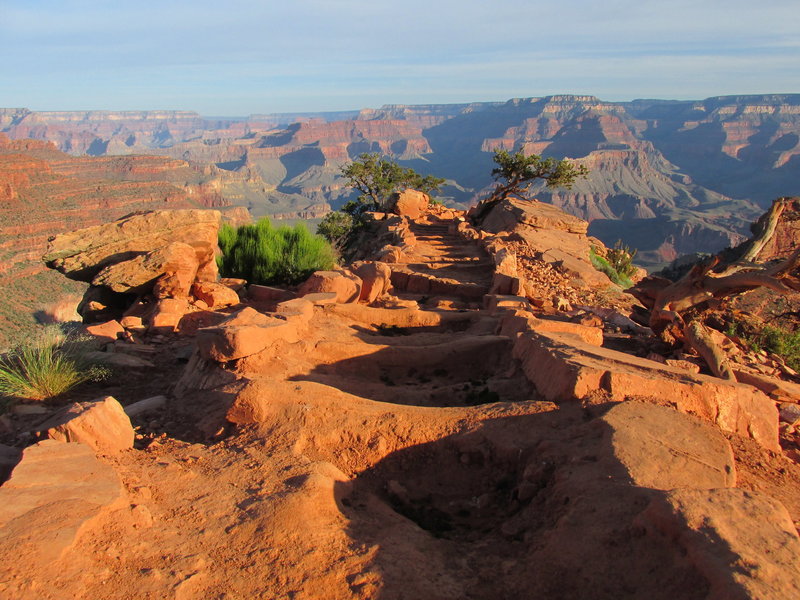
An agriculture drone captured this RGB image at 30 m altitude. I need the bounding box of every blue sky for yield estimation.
[1,0,798,115]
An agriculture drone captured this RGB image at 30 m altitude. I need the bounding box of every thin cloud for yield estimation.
[1,0,798,113]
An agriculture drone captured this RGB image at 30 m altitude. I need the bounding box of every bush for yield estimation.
[589,246,634,289]
[0,326,108,402]
[217,218,336,286]
[762,326,800,372]
[727,319,800,372]
[606,240,638,279]
[317,211,355,251]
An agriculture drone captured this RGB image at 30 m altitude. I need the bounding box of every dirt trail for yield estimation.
[5,213,800,600]
[385,218,494,306]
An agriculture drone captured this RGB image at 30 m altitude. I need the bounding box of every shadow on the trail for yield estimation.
[334,405,712,600]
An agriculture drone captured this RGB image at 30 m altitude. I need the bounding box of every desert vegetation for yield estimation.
[725,318,800,372]
[471,148,589,221]
[218,218,336,286]
[589,241,638,288]
[339,152,445,214]
[0,325,108,405]
[318,153,445,253]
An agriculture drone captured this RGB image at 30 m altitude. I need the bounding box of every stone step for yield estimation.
[390,270,488,300]
[403,261,491,271]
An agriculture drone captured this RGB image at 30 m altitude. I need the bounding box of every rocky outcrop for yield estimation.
[473,197,612,290]
[42,209,228,326]
[43,209,220,281]
[296,269,362,304]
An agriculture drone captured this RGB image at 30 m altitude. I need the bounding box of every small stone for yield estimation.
[779,403,800,425]
[131,504,154,529]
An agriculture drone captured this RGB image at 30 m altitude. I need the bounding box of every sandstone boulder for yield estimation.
[91,241,200,295]
[43,209,221,281]
[36,396,134,454]
[352,261,393,304]
[148,297,190,334]
[376,245,406,264]
[391,189,429,219]
[600,401,736,490]
[191,281,240,308]
[642,488,800,599]
[197,307,300,362]
[0,440,127,575]
[84,319,124,344]
[297,270,362,304]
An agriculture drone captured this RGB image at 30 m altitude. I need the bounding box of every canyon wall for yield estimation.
[3,94,800,267]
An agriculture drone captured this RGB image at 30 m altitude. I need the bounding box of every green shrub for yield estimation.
[762,326,800,372]
[0,326,108,402]
[725,319,800,372]
[317,211,355,251]
[218,218,336,286]
[606,240,638,279]
[589,246,633,289]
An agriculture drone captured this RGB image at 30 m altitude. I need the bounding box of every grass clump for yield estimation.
[218,218,336,286]
[0,326,108,403]
[726,319,800,372]
[590,245,634,289]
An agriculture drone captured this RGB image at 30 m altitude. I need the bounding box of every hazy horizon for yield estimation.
[5,91,800,119]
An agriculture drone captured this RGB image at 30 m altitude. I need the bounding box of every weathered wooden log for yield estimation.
[684,321,735,381]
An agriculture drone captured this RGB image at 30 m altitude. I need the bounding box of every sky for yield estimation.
[1,0,799,115]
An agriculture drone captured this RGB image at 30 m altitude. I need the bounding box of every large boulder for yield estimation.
[43,209,221,282]
[91,241,205,295]
[36,396,134,455]
[351,261,392,304]
[391,189,429,219]
[191,281,240,308]
[297,270,362,304]
[196,307,300,361]
[43,210,223,323]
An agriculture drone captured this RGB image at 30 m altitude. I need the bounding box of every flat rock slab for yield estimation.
[600,401,736,490]
[43,209,221,281]
[642,488,800,600]
[514,328,779,450]
[197,320,299,362]
[36,396,134,454]
[0,440,127,574]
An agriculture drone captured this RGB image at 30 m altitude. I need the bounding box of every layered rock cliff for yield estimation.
[3,94,800,267]
[0,134,233,348]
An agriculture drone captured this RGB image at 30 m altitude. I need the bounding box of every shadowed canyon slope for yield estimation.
[4,94,800,266]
